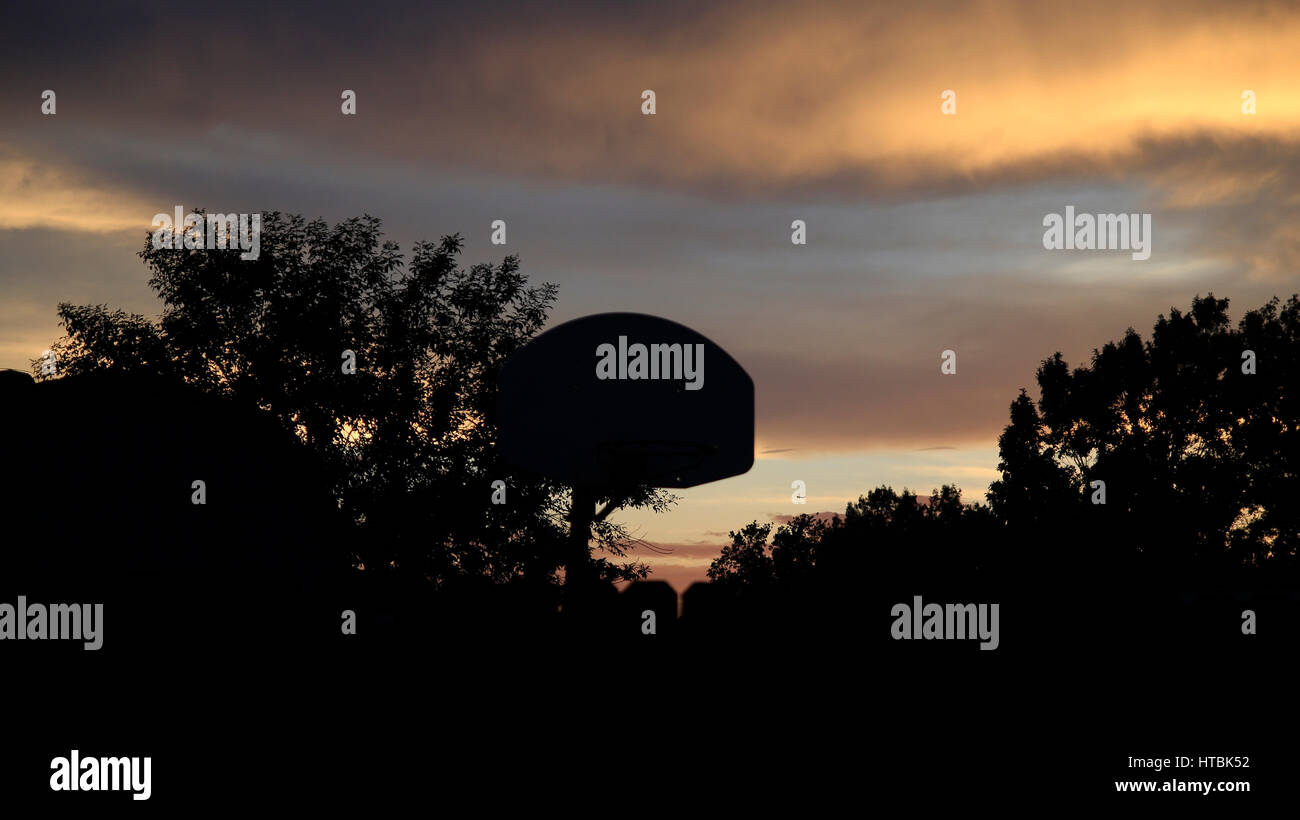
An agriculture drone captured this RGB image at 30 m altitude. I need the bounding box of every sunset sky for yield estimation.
[3,1,1299,588]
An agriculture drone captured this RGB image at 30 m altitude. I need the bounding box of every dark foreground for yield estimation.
[1,370,1293,809]
[1,574,1293,811]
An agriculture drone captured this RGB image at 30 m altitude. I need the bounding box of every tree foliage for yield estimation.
[37,211,669,584]
[990,293,1300,574]
[711,293,1300,588]
[708,484,995,586]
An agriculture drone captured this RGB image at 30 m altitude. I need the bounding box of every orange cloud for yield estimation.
[374,0,1300,193]
[8,1,1300,198]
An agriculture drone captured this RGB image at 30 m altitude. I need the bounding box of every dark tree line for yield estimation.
[29,212,1300,592]
[710,294,1300,588]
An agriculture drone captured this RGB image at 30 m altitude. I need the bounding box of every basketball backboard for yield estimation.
[497,312,754,489]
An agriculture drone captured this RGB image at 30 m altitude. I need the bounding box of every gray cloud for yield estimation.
[4,1,1299,458]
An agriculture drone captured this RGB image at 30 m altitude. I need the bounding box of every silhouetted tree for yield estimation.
[986,390,1079,531]
[708,522,775,588]
[707,484,992,586]
[36,211,668,585]
[711,295,1300,593]
[993,293,1300,577]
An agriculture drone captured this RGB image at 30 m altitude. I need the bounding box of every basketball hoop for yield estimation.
[497,312,755,590]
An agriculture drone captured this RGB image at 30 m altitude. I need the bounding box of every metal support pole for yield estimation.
[567,485,598,593]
